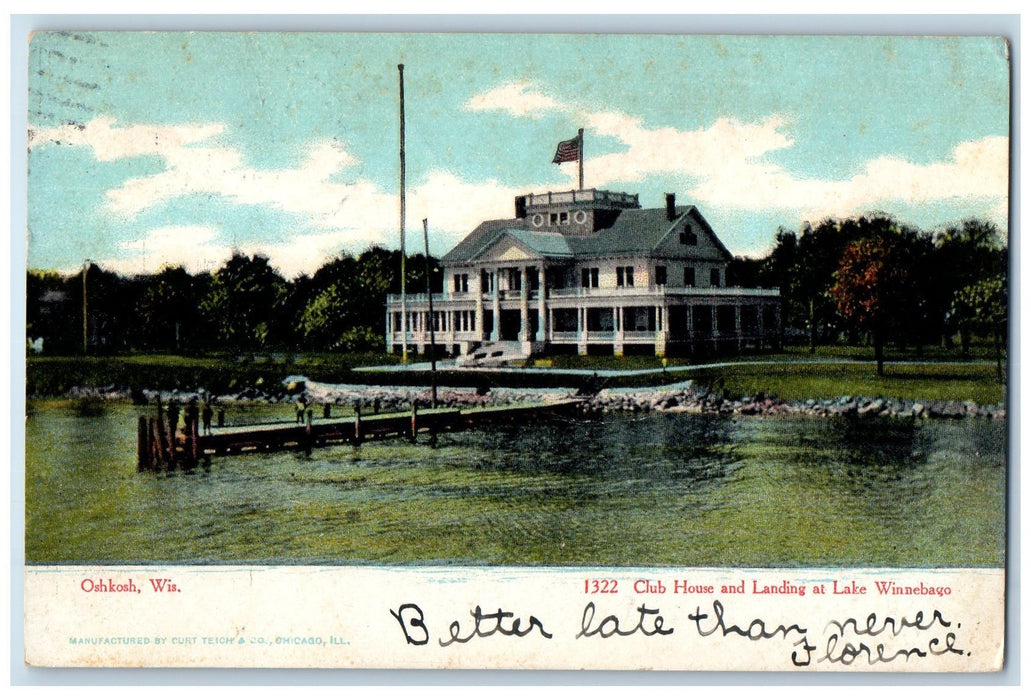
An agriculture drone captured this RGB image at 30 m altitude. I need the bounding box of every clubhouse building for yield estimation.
[386,188,781,360]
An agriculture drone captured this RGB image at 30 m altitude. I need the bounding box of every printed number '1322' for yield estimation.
[585,579,618,594]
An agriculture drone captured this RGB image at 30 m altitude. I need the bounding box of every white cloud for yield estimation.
[34,96,1011,278]
[691,135,1010,223]
[463,82,563,117]
[28,117,225,161]
[99,225,234,277]
[464,80,1009,231]
[581,113,794,183]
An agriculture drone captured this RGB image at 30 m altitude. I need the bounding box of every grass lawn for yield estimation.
[27,342,1006,405]
[678,361,1005,405]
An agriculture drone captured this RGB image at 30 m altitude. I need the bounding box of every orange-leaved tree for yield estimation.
[830,236,911,376]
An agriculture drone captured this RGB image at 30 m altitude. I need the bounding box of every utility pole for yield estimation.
[423,218,437,408]
[82,260,90,355]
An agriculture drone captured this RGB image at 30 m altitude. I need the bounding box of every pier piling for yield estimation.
[135,399,582,466]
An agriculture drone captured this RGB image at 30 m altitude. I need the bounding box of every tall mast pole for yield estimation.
[577,127,584,191]
[82,261,88,355]
[423,218,437,408]
[398,63,407,364]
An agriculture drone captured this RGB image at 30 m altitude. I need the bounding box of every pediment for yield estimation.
[470,234,542,263]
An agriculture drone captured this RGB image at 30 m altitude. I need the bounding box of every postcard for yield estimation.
[21,29,1010,672]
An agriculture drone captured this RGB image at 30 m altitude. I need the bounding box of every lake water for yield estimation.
[24,400,1006,568]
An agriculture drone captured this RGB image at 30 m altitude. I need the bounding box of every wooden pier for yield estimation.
[137,399,583,470]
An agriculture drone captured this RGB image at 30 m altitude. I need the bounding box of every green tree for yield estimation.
[934,218,1007,353]
[133,265,210,353]
[201,253,291,351]
[951,273,1008,380]
[792,219,858,351]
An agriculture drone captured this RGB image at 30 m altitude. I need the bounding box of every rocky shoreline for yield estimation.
[58,379,1006,422]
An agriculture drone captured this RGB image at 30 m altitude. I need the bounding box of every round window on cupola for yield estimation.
[532,213,545,227]
[573,210,587,224]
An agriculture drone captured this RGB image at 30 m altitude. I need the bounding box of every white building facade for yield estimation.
[386,189,781,358]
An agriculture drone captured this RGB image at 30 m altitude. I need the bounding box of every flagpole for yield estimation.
[577,128,584,191]
[398,63,407,365]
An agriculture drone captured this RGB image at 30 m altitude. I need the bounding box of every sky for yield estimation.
[24,30,1011,279]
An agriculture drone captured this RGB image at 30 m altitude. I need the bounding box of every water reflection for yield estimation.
[775,416,937,518]
[25,400,1006,567]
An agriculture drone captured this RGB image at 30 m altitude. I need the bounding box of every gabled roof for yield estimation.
[464,228,575,262]
[440,218,519,264]
[567,206,689,256]
[441,204,732,264]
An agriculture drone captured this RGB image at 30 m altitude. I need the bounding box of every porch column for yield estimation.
[711,305,719,353]
[578,306,588,355]
[735,303,743,352]
[491,268,500,342]
[475,267,485,341]
[655,304,669,357]
[757,302,765,350]
[686,305,694,355]
[613,306,623,356]
[520,267,530,340]
[537,262,547,343]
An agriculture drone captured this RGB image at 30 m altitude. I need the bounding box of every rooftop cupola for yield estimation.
[516,188,640,237]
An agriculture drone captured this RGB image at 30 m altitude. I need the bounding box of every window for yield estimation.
[710,268,721,287]
[684,267,695,287]
[616,266,635,287]
[559,211,570,224]
[655,266,667,286]
[453,273,468,293]
[550,213,559,225]
[680,227,698,245]
[581,267,599,288]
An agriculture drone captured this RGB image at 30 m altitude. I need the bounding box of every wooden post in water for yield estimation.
[155,403,170,468]
[354,404,363,445]
[304,410,313,456]
[149,418,162,468]
[137,416,149,471]
[190,416,200,464]
[410,401,418,442]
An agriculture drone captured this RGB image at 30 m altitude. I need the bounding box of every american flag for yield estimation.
[552,135,581,164]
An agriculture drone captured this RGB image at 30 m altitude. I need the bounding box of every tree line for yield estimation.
[27,214,1007,369]
[726,215,1007,374]
[27,247,441,356]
